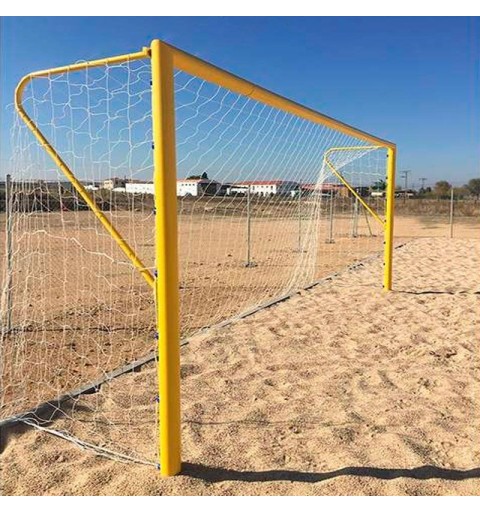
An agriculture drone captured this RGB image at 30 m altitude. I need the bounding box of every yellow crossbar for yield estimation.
[168,43,396,150]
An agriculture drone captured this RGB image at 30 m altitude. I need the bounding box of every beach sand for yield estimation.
[1,237,479,495]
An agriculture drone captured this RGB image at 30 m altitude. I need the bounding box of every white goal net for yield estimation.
[0,56,387,464]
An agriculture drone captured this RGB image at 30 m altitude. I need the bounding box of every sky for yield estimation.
[1,16,479,187]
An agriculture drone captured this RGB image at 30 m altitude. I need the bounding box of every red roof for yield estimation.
[177,178,218,183]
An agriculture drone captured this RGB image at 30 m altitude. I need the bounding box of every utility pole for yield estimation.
[419,177,427,193]
[400,170,412,204]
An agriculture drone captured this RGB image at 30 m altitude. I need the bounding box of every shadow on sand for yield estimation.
[182,463,480,483]
[397,290,479,296]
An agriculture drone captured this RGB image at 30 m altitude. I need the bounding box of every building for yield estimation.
[84,183,100,191]
[102,178,126,190]
[225,183,249,196]
[229,180,299,197]
[99,177,222,196]
[176,178,221,197]
[300,183,373,198]
[394,189,417,198]
[125,182,154,194]
[300,183,346,196]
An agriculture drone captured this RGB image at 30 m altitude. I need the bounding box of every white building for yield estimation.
[230,180,299,197]
[225,184,249,195]
[101,177,222,196]
[103,177,126,190]
[176,178,221,197]
[125,182,155,194]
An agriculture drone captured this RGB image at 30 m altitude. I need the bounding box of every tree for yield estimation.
[372,179,386,191]
[453,186,468,199]
[466,178,480,199]
[434,180,451,198]
[186,172,209,180]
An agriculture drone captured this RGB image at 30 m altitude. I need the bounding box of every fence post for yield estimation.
[245,185,253,267]
[363,205,373,236]
[351,195,359,238]
[297,187,302,251]
[245,186,256,267]
[5,174,13,333]
[449,187,454,239]
[151,39,181,477]
[326,188,335,243]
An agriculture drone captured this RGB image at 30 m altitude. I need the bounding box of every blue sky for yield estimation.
[1,16,479,187]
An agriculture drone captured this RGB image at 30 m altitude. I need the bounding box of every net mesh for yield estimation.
[174,71,386,337]
[1,59,387,464]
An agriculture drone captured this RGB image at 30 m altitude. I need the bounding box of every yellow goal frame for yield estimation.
[14,39,396,477]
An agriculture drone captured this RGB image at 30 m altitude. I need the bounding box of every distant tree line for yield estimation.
[416,178,480,200]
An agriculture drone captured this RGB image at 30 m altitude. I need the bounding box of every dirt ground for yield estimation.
[1,235,479,495]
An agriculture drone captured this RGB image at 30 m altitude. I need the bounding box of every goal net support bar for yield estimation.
[14,48,155,290]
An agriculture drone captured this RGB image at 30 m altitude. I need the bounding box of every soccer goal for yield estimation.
[0,40,396,475]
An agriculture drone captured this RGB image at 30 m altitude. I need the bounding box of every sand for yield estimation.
[1,210,477,417]
[0,205,387,419]
[1,236,479,496]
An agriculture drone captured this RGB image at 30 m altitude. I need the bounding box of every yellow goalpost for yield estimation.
[10,39,396,476]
